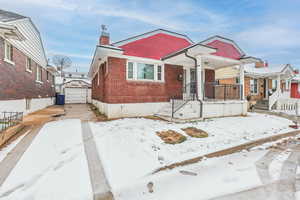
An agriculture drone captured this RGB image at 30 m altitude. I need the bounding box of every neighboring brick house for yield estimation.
[0,9,55,114]
[89,29,261,119]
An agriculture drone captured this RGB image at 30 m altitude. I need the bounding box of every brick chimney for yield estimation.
[99,25,109,45]
[255,61,268,68]
[294,69,299,74]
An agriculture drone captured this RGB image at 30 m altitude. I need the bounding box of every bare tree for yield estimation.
[52,55,72,76]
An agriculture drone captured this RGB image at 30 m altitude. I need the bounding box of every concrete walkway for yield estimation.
[82,122,113,200]
[0,125,42,186]
[0,104,113,200]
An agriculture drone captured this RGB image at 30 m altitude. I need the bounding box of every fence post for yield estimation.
[171,99,174,118]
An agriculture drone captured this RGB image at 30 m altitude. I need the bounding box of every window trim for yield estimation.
[250,78,258,95]
[126,61,164,82]
[4,41,14,65]
[26,57,33,73]
[36,66,43,84]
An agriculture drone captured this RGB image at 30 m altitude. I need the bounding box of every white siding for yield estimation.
[6,18,47,67]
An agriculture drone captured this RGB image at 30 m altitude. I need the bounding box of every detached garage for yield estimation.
[63,80,91,104]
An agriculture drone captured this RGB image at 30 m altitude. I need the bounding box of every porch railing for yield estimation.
[0,112,23,132]
[204,82,242,101]
[171,82,197,118]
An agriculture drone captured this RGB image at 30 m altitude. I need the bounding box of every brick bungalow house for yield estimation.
[89,29,261,120]
[0,9,55,114]
[217,62,295,110]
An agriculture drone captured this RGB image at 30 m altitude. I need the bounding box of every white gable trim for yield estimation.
[112,29,194,47]
[5,18,47,67]
[201,36,245,56]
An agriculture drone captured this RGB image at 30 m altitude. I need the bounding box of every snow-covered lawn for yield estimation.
[0,119,92,200]
[90,112,297,191]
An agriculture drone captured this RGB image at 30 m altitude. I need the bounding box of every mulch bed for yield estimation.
[156,130,187,144]
[181,127,208,138]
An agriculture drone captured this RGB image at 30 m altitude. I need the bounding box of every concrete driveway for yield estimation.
[61,104,96,121]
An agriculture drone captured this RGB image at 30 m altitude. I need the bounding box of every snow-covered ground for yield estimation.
[90,112,297,191]
[0,119,92,200]
[114,142,300,200]
[0,131,28,163]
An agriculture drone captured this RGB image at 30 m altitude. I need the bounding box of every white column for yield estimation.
[239,64,245,100]
[196,56,203,100]
[277,75,281,92]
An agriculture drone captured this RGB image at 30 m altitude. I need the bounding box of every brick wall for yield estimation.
[92,56,183,103]
[244,77,266,100]
[0,37,55,100]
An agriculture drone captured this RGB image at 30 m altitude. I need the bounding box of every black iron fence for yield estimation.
[204,82,242,101]
[0,112,23,132]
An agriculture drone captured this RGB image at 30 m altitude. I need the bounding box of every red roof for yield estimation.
[206,40,242,60]
[119,33,192,60]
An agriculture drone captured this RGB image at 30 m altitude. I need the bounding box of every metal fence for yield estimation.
[204,82,242,101]
[0,112,23,132]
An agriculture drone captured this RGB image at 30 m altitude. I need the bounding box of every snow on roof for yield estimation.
[244,63,287,75]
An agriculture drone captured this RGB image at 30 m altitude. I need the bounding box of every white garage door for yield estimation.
[65,88,88,104]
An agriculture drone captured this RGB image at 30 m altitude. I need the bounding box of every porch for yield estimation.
[157,44,251,120]
[245,64,294,110]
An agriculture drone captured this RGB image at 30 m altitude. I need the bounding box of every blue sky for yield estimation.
[1,0,300,72]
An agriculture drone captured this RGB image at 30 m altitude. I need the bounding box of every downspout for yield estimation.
[184,51,203,118]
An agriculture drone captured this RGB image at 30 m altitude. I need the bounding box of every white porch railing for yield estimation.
[268,89,281,110]
[277,98,300,114]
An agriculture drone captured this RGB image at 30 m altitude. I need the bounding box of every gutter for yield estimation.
[184,51,203,118]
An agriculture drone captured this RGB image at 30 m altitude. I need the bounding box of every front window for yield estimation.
[285,80,290,90]
[127,62,134,79]
[137,63,154,80]
[127,61,164,82]
[46,71,49,81]
[250,79,258,94]
[4,41,13,62]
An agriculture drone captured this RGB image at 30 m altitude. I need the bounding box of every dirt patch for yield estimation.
[156,130,187,144]
[22,106,65,125]
[182,127,208,138]
[88,104,108,121]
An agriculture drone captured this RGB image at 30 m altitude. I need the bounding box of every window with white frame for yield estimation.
[36,66,42,82]
[26,57,32,72]
[127,61,164,81]
[250,78,258,94]
[4,41,13,62]
[285,80,290,90]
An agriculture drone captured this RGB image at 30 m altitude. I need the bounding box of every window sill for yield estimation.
[35,80,43,84]
[26,69,32,73]
[4,58,15,66]
[126,78,164,83]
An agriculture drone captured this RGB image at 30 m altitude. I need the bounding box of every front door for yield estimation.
[190,69,196,94]
[263,79,268,99]
[205,69,215,99]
